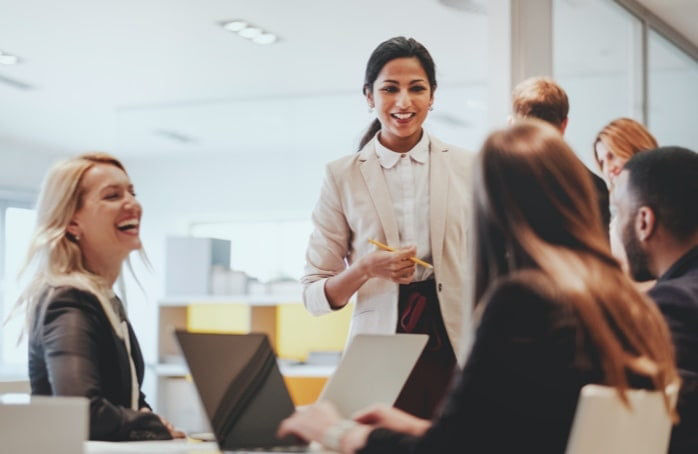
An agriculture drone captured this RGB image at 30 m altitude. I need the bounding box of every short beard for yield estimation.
[622,218,654,282]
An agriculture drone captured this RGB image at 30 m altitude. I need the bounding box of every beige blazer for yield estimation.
[302,134,474,363]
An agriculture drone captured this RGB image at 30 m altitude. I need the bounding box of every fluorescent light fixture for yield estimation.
[219,19,280,45]
[222,20,247,32]
[0,51,19,65]
[252,33,277,45]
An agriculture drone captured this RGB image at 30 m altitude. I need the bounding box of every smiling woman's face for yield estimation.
[595,140,628,189]
[69,163,142,270]
[366,57,433,153]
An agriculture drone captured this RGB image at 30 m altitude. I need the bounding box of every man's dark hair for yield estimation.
[624,146,698,240]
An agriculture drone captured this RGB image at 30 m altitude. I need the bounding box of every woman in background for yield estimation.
[594,117,658,189]
[279,120,679,453]
[14,153,184,441]
[594,117,658,280]
[302,36,473,419]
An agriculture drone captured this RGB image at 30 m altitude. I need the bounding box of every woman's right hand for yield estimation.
[360,246,417,284]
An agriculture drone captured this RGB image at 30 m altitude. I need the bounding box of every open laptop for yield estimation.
[318,333,428,417]
[175,331,427,451]
[0,394,88,454]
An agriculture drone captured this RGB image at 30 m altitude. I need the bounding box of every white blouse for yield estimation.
[374,131,433,282]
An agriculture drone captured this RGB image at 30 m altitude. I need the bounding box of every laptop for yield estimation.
[0,394,88,454]
[318,333,428,417]
[175,331,427,451]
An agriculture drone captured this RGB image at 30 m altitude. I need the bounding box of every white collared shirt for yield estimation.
[374,131,433,281]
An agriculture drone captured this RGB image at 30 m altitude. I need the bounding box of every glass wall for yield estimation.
[648,30,698,148]
[554,0,642,169]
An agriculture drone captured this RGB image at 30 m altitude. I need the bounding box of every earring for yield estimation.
[429,105,434,111]
[368,105,374,113]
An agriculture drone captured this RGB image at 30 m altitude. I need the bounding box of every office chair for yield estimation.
[566,384,678,454]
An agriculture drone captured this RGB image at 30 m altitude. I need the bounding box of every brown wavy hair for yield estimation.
[472,120,679,412]
[594,118,658,169]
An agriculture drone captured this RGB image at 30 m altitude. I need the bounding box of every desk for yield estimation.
[86,440,219,453]
[86,440,333,453]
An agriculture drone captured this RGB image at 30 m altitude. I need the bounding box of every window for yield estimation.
[1,205,36,371]
[554,0,643,169]
[648,30,698,148]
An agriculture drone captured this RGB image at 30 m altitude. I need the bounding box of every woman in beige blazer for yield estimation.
[302,37,473,419]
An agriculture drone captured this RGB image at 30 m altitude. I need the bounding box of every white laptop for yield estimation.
[0,393,88,454]
[319,333,428,417]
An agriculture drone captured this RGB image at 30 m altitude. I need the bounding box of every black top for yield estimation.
[28,286,171,441]
[648,246,698,454]
[589,170,611,237]
[360,272,652,454]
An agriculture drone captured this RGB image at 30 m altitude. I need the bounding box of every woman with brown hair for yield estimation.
[594,117,658,189]
[277,120,679,453]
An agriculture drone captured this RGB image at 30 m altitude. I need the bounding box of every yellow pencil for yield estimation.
[368,239,433,269]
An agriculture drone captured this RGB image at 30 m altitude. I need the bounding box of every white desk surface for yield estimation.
[86,440,219,453]
[86,440,333,453]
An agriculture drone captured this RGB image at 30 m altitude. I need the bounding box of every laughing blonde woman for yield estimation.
[14,153,184,441]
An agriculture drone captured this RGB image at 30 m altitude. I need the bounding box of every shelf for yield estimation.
[159,294,303,306]
[149,361,336,378]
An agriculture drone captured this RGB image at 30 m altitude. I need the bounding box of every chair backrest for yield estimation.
[566,384,677,454]
[0,394,88,454]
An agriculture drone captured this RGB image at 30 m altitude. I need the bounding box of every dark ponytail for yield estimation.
[359,119,383,151]
[357,36,437,151]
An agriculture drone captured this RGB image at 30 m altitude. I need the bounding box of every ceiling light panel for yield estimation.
[0,50,20,65]
[220,20,280,45]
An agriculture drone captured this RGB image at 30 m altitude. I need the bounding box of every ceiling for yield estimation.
[0,0,487,157]
[636,0,698,46]
[0,0,694,159]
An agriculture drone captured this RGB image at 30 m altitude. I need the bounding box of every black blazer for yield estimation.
[648,246,698,454]
[28,286,170,441]
[360,272,652,454]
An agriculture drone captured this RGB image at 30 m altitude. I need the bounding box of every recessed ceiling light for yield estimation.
[219,19,280,45]
[253,33,278,45]
[438,0,486,14]
[238,27,262,39]
[0,51,20,65]
[222,20,247,32]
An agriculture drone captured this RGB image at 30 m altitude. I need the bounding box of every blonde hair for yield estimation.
[10,152,135,336]
[512,77,569,128]
[594,118,658,169]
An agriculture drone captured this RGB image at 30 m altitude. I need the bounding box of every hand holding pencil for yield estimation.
[368,239,433,269]
[360,242,418,285]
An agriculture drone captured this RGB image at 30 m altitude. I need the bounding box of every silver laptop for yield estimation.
[319,333,428,417]
[0,394,88,454]
[175,331,426,451]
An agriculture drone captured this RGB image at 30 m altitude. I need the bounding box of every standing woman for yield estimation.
[302,37,472,419]
[13,153,183,441]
